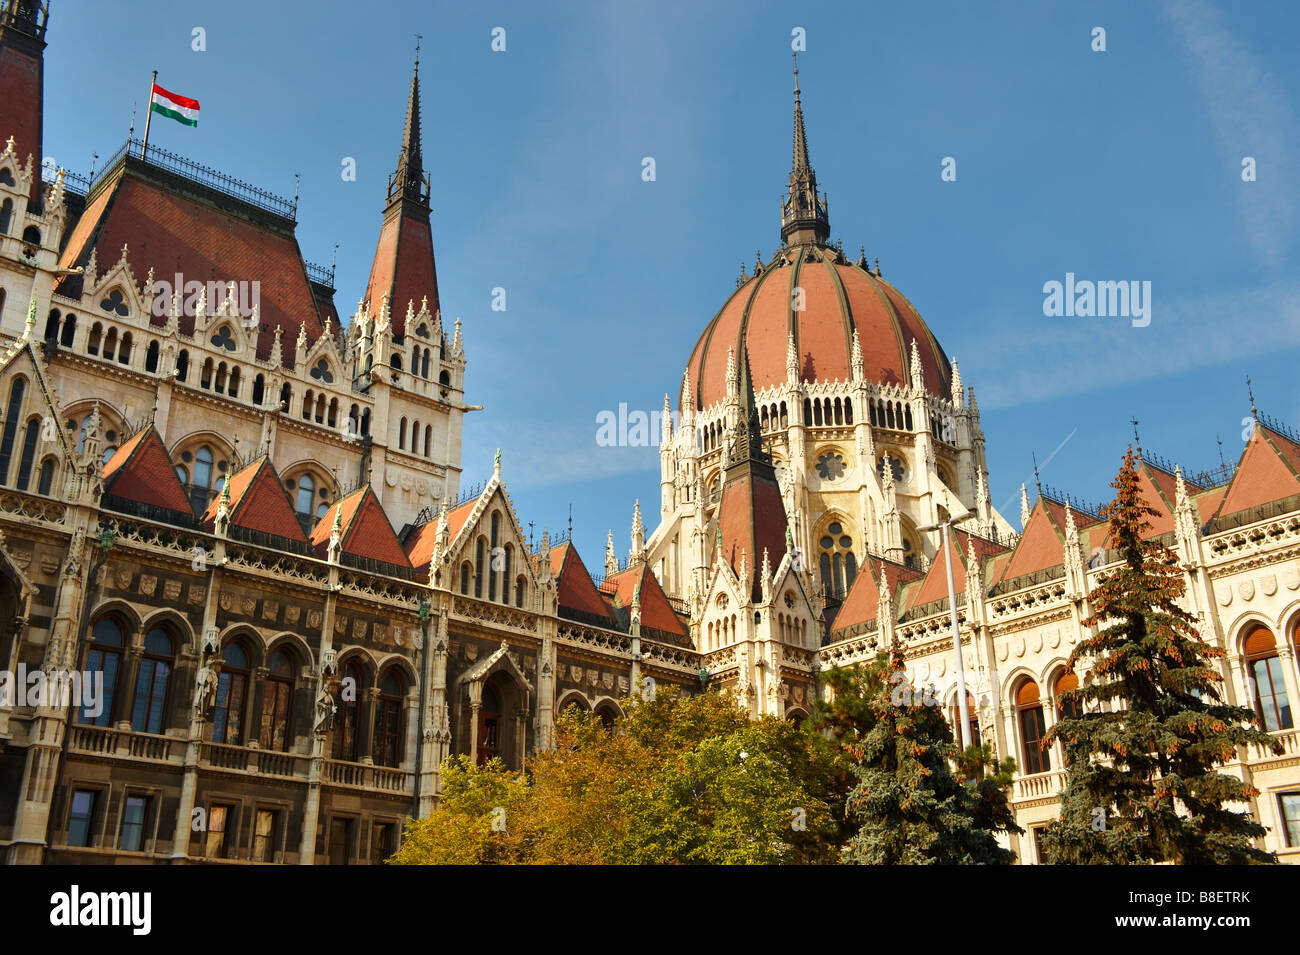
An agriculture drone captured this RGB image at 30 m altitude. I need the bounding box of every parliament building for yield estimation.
[0,1,1296,864]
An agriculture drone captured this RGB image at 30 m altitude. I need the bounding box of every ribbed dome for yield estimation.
[682,244,952,411]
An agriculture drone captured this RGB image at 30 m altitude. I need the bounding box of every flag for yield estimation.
[150,83,200,127]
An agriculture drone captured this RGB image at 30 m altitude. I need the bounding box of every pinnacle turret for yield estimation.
[780,53,830,247]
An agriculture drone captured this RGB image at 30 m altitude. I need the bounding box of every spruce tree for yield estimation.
[823,651,1016,864]
[1042,447,1281,864]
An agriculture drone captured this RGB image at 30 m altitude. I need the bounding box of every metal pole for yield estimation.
[140,70,157,159]
[942,521,973,751]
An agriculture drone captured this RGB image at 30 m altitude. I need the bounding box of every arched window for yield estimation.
[373,670,405,768]
[0,198,11,234]
[0,377,26,484]
[360,409,370,436]
[191,444,211,493]
[259,649,295,751]
[251,373,264,406]
[15,418,39,490]
[78,618,124,726]
[411,419,421,455]
[301,389,313,420]
[424,424,432,458]
[130,628,173,735]
[1055,670,1081,720]
[489,514,500,602]
[438,370,450,387]
[515,575,526,608]
[212,642,250,744]
[60,313,76,348]
[145,340,159,373]
[295,473,315,516]
[44,308,60,341]
[421,350,430,378]
[474,537,485,598]
[228,366,240,397]
[117,332,132,364]
[390,353,402,371]
[1245,628,1293,732]
[279,382,291,411]
[398,417,406,450]
[502,545,513,605]
[817,521,857,597]
[478,683,501,766]
[1016,679,1050,774]
[332,662,362,761]
[460,561,471,594]
[175,348,188,381]
[37,457,55,495]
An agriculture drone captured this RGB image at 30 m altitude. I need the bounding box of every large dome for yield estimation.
[682,244,953,411]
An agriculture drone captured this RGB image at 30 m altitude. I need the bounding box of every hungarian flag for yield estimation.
[150,83,200,127]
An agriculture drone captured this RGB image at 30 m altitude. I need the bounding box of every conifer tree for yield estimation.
[1042,447,1280,864]
[821,651,1016,864]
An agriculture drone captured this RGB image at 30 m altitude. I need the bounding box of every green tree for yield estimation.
[1042,447,1281,864]
[819,651,1017,864]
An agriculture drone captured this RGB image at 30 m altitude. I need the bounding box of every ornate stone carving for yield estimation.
[138,574,157,597]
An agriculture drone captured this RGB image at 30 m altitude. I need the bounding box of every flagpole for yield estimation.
[140,70,157,160]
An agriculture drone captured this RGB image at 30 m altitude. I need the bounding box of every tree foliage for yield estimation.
[816,651,1018,864]
[1042,447,1280,864]
[391,688,841,864]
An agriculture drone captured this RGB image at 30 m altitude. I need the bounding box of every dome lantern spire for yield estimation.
[781,52,830,248]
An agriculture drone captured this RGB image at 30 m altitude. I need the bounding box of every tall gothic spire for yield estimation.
[781,53,830,247]
[388,42,430,210]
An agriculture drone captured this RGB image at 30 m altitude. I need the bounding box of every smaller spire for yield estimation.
[605,530,618,576]
[950,361,963,408]
[1019,483,1031,528]
[786,331,799,382]
[850,329,864,381]
[725,344,738,396]
[909,338,924,390]
[271,325,283,367]
[630,500,646,565]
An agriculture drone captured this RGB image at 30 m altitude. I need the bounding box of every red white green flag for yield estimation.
[150,83,200,127]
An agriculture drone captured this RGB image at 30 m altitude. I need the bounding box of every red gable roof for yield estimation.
[907,530,1007,611]
[403,500,476,577]
[363,211,441,338]
[600,564,687,637]
[1000,499,1066,583]
[102,427,193,516]
[1212,427,1300,518]
[831,555,920,636]
[549,543,616,625]
[200,457,307,542]
[309,486,410,569]
[57,165,326,368]
[716,464,788,602]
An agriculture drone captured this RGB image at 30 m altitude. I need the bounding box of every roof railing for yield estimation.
[305,260,336,289]
[86,138,296,220]
[1257,411,1300,445]
[1038,484,1103,521]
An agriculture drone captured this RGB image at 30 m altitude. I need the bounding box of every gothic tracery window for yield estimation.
[817,521,857,597]
[815,451,845,481]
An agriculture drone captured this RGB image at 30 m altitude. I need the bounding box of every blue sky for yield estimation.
[43,0,1300,561]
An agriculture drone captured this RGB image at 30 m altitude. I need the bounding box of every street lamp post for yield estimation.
[917,516,973,751]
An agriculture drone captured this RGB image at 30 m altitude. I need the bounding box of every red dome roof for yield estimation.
[683,245,952,411]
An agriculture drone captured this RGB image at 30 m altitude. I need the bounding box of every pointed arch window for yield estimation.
[0,378,26,484]
[817,522,857,597]
[79,618,124,727]
[37,457,55,495]
[373,670,405,768]
[60,313,76,348]
[295,473,315,516]
[15,418,39,490]
[131,628,174,735]
[332,661,362,761]
[259,649,295,751]
[212,642,250,744]
[474,537,485,598]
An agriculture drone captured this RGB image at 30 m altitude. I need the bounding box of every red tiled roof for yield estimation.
[309,486,410,568]
[600,564,687,636]
[907,530,1007,611]
[999,499,1065,583]
[683,248,951,411]
[57,167,325,367]
[1212,428,1300,518]
[0,41,42,205]
[404,500,477,576]
[363,209,441,338]
[102,427,193,515]
[550,543,616,625]
[200,457,306,542]
[716,465,788,601]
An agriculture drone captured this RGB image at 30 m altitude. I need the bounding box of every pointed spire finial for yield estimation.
[1020,483,1031,527]
[781,53,829,246]
[1247,376,1258,422]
